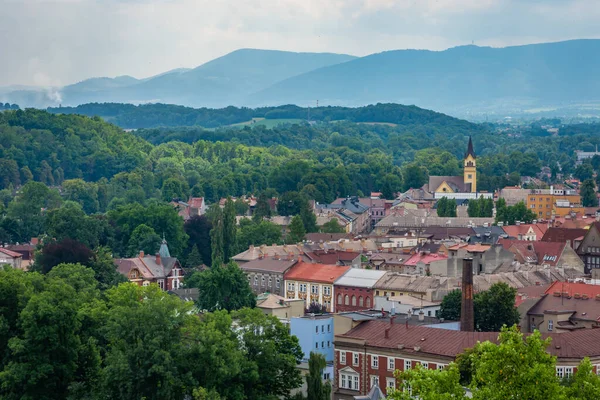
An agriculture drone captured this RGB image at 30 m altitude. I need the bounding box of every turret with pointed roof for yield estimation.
[465,136,476,159]
[159,235,171,259]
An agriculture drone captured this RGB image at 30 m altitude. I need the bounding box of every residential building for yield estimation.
[319,197,371,234]
[541,227,587,250]
[114,239,183,290]
[373,274,443,302]
[304,249,362,268]
[374,295,441,318]
[575,148,600,165]
[576,222,600,274]
[239,257,298,296]
[232,244,304,265]
[525,188,581,220]
[443,243,515,276]
[502,224,545,241]
[402,252,449,275]
[284,261,350,312]
[469,226,507,245]
[526,281,600,333]
[373,214,493,236]
[291,314,335,363]
[333,320,600,399]
[256,293,305,323]
[368,253,409,272]
[0,247,23,269]
[5,243,35,269]
[499,240,585,273]
[334,269,388,312]
[173,197,206,220]
[499,186,529,206]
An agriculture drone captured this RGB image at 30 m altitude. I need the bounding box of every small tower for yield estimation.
[159,235,171,259]
[464,136,477,193]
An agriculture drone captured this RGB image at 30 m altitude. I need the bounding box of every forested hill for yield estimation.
[47,102,482,130]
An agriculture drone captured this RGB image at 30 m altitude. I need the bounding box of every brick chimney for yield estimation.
[139,250,144,258]
[155,253,161,265]
[460,258,475,332]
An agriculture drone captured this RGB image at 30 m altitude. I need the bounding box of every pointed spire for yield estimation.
[159,235,171,258]
[466,136,476,158]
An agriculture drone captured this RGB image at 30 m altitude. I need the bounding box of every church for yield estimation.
[423,137,478,196]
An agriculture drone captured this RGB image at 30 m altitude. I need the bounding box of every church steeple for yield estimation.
[465,136,476,159]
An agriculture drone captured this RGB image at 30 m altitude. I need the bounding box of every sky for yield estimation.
[1,0,600,87]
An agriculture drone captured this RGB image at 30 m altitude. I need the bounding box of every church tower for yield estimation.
[464,136,477,193]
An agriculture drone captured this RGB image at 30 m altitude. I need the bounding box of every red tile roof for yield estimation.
[0,248,23,258]
[515,283,551,307]
[502,224,544,239]
[305,250,360,264]
[447,243,491,253]
[403,252,448,266]
[189,197,204,208]
[284,261,350,284]
[337,320,600,359]
[541,228,588,244]
[503,240,566,267]
[545,281,600,298]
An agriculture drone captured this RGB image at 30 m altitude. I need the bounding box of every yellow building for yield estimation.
[425,137,477,194]
[526,189,582,219]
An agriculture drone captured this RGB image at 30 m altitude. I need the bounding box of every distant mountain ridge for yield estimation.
[3,40,600,117]
[1,49,356,108]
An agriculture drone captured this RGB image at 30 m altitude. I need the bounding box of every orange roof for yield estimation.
[447,243,491,253]
[0,248,23,258]
[545,281,600,298]
[502,224,544,238]
[284,261,350,284]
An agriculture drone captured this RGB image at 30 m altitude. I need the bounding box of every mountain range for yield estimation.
[3,40,600,117]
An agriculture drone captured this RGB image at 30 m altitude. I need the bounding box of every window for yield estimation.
[173,269,179,277]
[311,285,319,294]
[556,367,564,378]
[388,357,395,371]
[327,341,330,348]
[405,360,412,370]
[261,276,266,286]
[372,355,379,369]
[351,296,357,306]
[366,297,371,307]
[287,282,295,291]
[420,362,429,370]
[353,353,359,366]
[316,326,319,334]
[322,341,325,348]
[596,365,600,375]
[173,279,180,289]
[565,367,574,378]
[345,295,349,305]
[158,279,164,290]
[316,342,319,349]
[437,364,446,371]
[323,286,331,296]
[339,372,359,391]
[340,351,346,364]
[299,284,307,293]
[370,375,379,388]
[254,276,258,286]
[468,174,472,179]
[337,294,342,304]
[359,296,364,307]
[276,278,280,288]
[323,372,330,381]
[386,377,396,390]
[548,320,554,331]
[327,324,331,332]
[268,277,272,286]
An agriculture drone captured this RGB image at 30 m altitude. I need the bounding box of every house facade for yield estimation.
[115,240,183,290]
[284,261,350,312]
[0,248,23,269]
[334,269,387,312]
[442,243,515,276]
[291,314,335,363]
[576,222,600,274]
[334,320,600,399]
[239,257,298,297]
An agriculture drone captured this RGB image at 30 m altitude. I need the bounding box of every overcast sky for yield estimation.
[2,0,599,87]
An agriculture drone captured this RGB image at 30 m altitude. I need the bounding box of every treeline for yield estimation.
[47,102,484,130]
[0,103,19,111]
[0,266,304,400]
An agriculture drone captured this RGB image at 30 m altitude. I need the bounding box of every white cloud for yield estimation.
[0,0,599,86]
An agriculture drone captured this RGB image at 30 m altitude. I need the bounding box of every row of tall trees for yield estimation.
[0,265,305,400]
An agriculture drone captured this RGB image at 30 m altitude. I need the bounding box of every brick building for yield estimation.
[334,269,387,312]
[334,320,600,399]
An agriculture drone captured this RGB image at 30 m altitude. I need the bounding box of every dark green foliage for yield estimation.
[186,245,203,268]
[581,179,597,207]
[210,207,224,267]
[437,283,520,332]
[436,197,457,217]
[320,218,345,233]
[33,238,94,274]
[126,224,161,256]
[438,289,462,321]
[467,196,494,218]
[236,218,282,253]
[188,261,256,312]
[223,197,237,262]
[184,215,212,267]
[305,352,331,400]
[288,215,306,244]
[495,200,537,225]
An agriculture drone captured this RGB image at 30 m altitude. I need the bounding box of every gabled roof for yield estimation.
[541,228,588,243]
[502,240,566,267]
[403,252,448,266]
[0,248,23,258]
[337,320,600,359]
[239,258,298,274]
[502,224,544,239]
[334,269,387,288]
[447,243,491,253]
[284,261,350,284]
